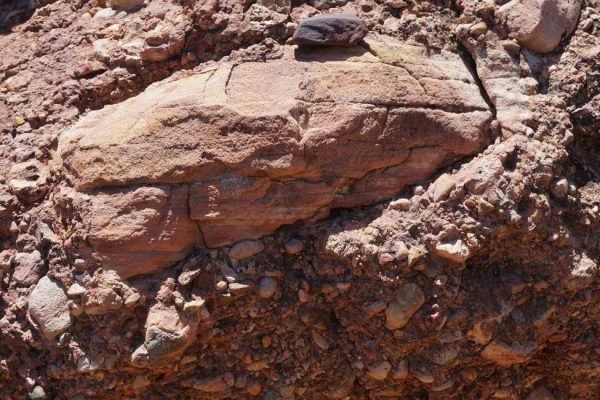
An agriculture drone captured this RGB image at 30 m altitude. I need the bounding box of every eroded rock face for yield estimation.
[73,186,201,278]
[58,35,492,278]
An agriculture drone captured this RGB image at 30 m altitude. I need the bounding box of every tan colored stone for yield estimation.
[385,283,425,330]
[228,240,265,260]
[434,239,471,263]
[481,340,536,366]
[367,361,392,380]
[106,0,144,10]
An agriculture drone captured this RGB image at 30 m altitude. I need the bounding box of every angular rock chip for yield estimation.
[385,283,425,330]
[13,251,44,286]
[293,13,367,47]
[131,304,196,368]
[28,276,72,341]
[434,239,471,263]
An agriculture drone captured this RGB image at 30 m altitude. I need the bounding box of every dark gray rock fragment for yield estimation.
[293,13,367,47]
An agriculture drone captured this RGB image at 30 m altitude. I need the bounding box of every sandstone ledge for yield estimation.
[58,35,492,278]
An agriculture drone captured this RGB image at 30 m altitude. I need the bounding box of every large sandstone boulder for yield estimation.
[58,35,492,278]
[497,0,583,53]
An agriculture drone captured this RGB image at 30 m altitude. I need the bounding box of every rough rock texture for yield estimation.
[1,0,600,399]
[292,13,368,46]
[27,276,72,341]
[498,0,583,53]
[12,251,44,286]
[58,35,492,277]
[384,283,425,329]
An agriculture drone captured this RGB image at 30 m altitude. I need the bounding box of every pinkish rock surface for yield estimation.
[59,36,492,278]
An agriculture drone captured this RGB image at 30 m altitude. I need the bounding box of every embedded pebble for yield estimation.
[551,178,569,198]
[411,364,434,383]
[367,361,392,380]
[257,277,278,299]
[385,283,425,330]
[67,283,86,297]
[391,359,409,380]
[13,251,44,286]
[28,276,72,341]
[365,301,387,318]
[229,241,265,260]
[229,282,255,297]
[106,0,144,10]
[284,239,305,254]
[389,198,411,210]
[124,292,142,308]
[434,239,470,263]
[469,22,488,36]
[481,340,536,366]
[28,386,47,400]
[83,288,123,315]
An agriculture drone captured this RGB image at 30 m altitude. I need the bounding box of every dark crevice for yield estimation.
[457,42,497,119]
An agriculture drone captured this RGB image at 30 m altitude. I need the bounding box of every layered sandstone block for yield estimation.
[58,35,492,278]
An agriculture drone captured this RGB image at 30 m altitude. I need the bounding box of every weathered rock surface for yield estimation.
[59,35,491,277]
[292,13,368,46]
[131,302,197,368]
[481,340,537,366]
[27,276,72,341]
[498,0,583,53]
[72,186,201,278]
[12,251,44,286]
[457,26,533,135]
[2,0,599,398]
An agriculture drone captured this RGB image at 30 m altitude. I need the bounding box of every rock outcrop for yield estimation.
[58,35,492,278]
[2,0,598,399]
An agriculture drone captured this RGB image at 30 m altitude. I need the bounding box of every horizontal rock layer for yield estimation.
[58,34,492,278]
